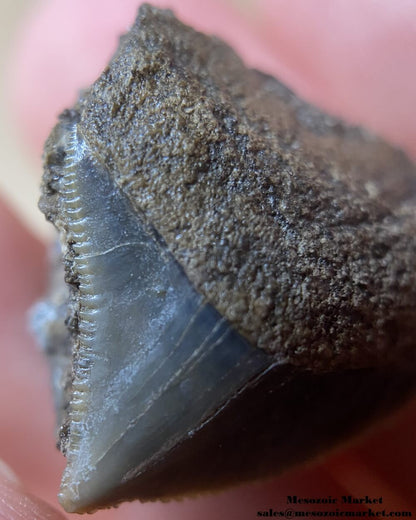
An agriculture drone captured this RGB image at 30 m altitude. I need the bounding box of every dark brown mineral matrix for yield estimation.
[52,5,416,372]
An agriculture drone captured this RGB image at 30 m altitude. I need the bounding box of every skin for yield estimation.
[0,1,415,518]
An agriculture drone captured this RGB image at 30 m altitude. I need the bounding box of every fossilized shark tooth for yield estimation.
[34,3,416,514]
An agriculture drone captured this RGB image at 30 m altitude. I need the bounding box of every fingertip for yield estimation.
[0,459,20,486]
[253,0,416,156]
[0,461,67,520]
[8,0,140,155]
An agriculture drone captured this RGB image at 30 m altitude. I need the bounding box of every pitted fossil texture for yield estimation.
[48,5,416,369]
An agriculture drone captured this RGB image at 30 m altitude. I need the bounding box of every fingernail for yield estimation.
[0,460,20,485]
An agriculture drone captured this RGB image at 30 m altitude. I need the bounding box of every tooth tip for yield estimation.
[58,490,81,514]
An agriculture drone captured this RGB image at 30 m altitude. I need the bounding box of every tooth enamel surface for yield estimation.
[55,125,270,512]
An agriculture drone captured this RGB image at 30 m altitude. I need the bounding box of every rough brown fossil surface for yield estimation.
[37,3,416,514]
[49,5,416,370]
